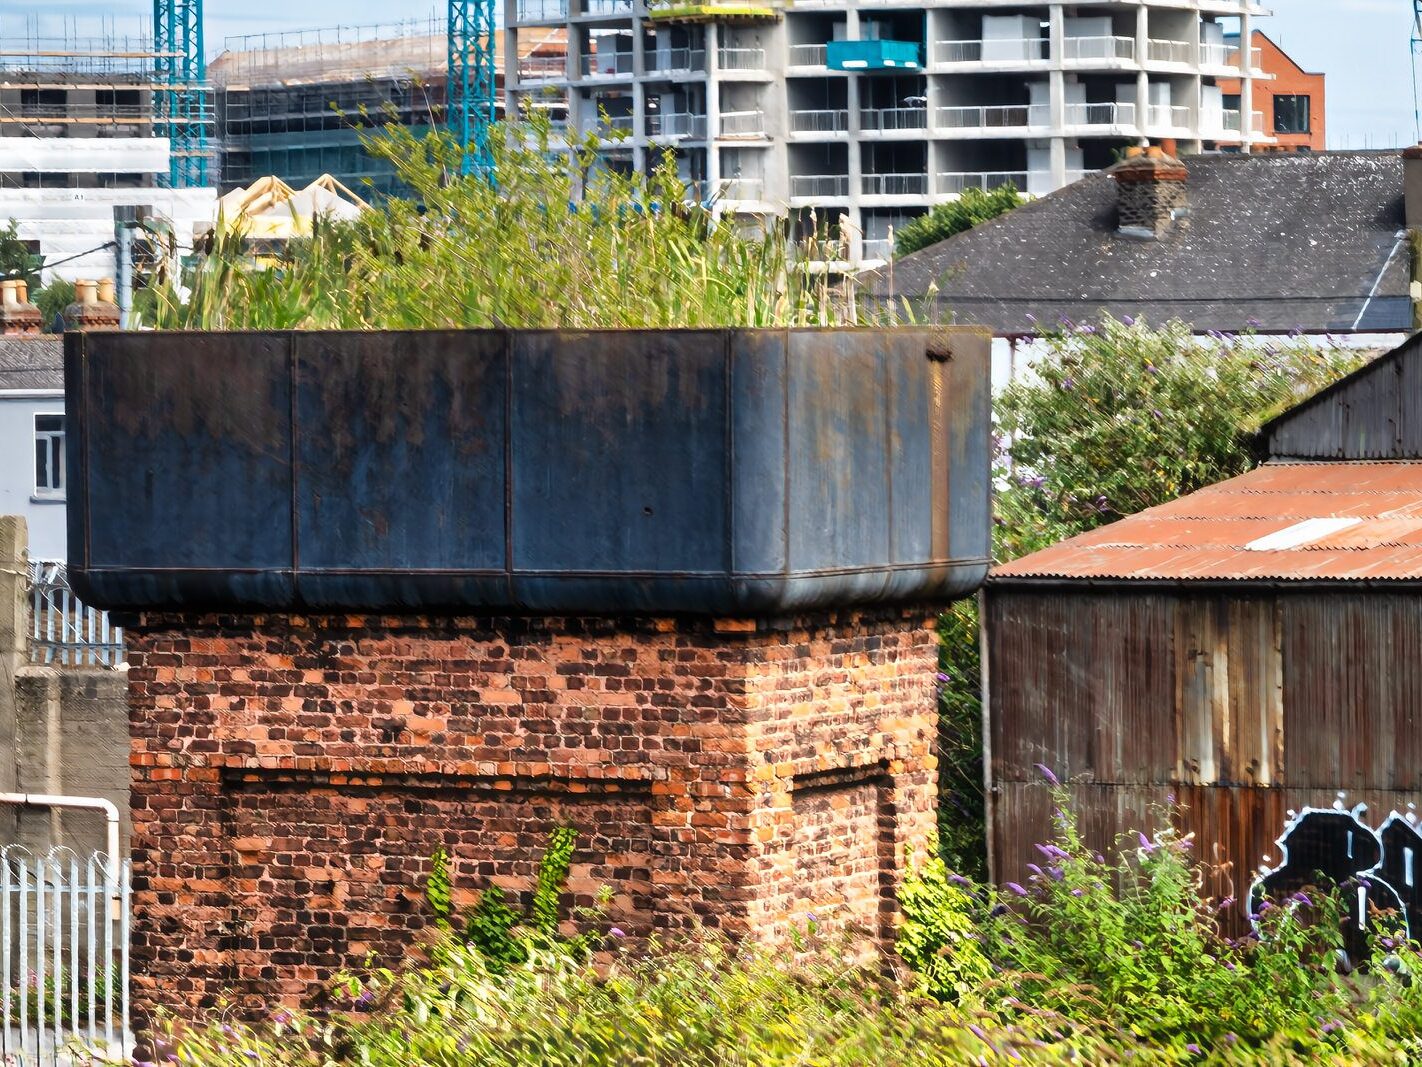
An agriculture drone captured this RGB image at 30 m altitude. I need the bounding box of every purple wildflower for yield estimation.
[1322,1020,1342,1034]
[610,926,627,938]
[1136,831,1156,854]
[949,873,972,887]
[1121,314,1135,326]
[1005,882,1028,897]
[1061,377,1075,391]
[1246,317,1262,329]
[1033,762,1060,786]
[1035,843,1068,861]
[1186,1044,1201,1055]
[1071,888,1084,896]
[1290,891,1313,907]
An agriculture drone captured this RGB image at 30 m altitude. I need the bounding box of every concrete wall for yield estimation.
[0,394,66,561]
[0,516,129,858]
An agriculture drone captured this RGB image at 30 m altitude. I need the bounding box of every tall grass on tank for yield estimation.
[150,116,874,330]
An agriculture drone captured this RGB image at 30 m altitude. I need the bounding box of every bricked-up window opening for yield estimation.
[34,413,64,499]
[1274,94,1311,135]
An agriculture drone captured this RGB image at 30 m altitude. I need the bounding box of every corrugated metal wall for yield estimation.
[987,588,1422,916]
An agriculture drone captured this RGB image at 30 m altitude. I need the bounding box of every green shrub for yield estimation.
[149,118,889,331]
[33,277,74,330]
[893,184,1023,258]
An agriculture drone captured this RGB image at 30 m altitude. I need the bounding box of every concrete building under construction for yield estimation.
[0,14,216,284]
[212,18,565,197]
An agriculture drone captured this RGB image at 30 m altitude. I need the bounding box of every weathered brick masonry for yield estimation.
[126,608,939,1016]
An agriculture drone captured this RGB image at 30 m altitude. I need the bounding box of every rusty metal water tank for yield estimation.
[64,328,991,614]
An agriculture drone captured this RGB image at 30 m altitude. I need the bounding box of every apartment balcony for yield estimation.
[583,0,635,15]
[1198,42,1256,74]
[1145,103,1191,133]
[581,52,637,78]
[647,47,707,74]
[860,171,927,197]
[518,55,567,83]
[718,177,765,201]
[647,111,707,139]
[1063,101,1137,133]
[516,0,568,22]
[859,106,927,133]
[597,113,636,134]
[718,46,767,71]
[935,103,1048,137]
[933,38,1048,68]
[790,173,850,198]
[1145,38,1192,65]
[861,237,894,262]
[938,170,1027,195]
[718,109,767,138]
[787,43,827,68]
[1060,35,1135,65]
[789,108,849,135]
[826,39,921,72]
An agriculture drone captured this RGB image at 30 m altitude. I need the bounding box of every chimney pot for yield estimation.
[74,279,97,304]
[64,278,121,331]
[0,277,41,335]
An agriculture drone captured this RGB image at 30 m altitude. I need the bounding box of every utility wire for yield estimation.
[37,242,117,271]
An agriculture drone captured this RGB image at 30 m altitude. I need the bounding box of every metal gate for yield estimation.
[1,847,130,1065]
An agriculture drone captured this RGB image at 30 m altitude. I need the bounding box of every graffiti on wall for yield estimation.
[1251,799,1422,959]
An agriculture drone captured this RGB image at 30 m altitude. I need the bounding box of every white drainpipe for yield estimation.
[0,792,121,865]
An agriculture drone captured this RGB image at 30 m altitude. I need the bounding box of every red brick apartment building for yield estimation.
[1220,31,1325,152]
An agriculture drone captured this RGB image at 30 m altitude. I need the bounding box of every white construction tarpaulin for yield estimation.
[0,138,169,176]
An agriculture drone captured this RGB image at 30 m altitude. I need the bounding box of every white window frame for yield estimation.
[33,411,65,500]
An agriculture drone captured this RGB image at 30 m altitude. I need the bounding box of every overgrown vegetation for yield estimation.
[937,317,1370,876]
[161,797,1422,1065]
[146,120,890,331]
[893,184,1023,258]
[0,218,40,291]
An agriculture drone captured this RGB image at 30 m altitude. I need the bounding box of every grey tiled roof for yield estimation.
[0,336,63,391]
[877,152,1413,334]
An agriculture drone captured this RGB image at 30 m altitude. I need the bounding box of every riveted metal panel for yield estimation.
[68,327,992,615]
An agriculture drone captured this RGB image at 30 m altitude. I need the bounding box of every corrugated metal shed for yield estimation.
[992,462,1422,583]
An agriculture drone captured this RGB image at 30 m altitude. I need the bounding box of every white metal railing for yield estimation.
[861,172,927,196]
[936,103,1046,129]
[517,0,568,20]
[518,55,566,81]
[1146,38,1192,64]
[788,43,827,66]
[1198,42,1244,69]
[647,111,706,138]
[0,844,131,1066]
[648,47,705,72]
[599,112,635,132]
[790,108,848,132]
[938,170,1028,194]
[1065,101,1136,127]
[28,562,123,668]
[860,106,926,131]
[1061,35,1135,62]
[790,173,850,197]
[718,177,763,200]
[584,0,635,13]
[582,51,636,76]
[1148,104,1190,129]
[861,237,894,261]
[719,109,765,136]
[717,46,765,70]
[1221,108,1241,132]
[935,38,1046,64]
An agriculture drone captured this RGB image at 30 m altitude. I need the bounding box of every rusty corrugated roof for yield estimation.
[991,462,1422,582]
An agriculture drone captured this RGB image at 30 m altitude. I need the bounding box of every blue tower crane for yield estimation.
[153,0,209,188]
[448,0,498,177]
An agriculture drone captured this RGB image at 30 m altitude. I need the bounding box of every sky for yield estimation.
[12,0,1419,149]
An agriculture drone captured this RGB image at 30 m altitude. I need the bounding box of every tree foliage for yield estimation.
[893,184,1023,258]
[0,219,40,290]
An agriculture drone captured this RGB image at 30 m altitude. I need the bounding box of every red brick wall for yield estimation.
[126,610,939,1018]
[1218,32,1325,152]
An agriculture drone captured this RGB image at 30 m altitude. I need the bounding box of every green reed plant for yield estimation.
[149,117,895,331]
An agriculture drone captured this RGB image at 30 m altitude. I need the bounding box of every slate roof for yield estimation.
[990,462,1422,583]
[0,336,63,391]
[879,152,1412,334]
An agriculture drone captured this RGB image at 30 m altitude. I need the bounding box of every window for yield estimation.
[1274,94,1311,135]
[34,414,64,499]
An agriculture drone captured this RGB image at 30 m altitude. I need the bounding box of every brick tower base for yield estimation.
[125,609,940,1017]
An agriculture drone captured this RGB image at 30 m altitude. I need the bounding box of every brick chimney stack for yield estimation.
[1403,144,1422,230]
[0,279,42,336]
[63,278,121,330]
[1109,147,1189,239]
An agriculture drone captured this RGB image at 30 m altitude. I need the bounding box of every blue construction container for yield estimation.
[64,328,990,615]
[826,39,921,71]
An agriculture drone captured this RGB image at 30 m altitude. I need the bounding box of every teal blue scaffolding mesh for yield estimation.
[448,0,497,177]
[153,0,211,187]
